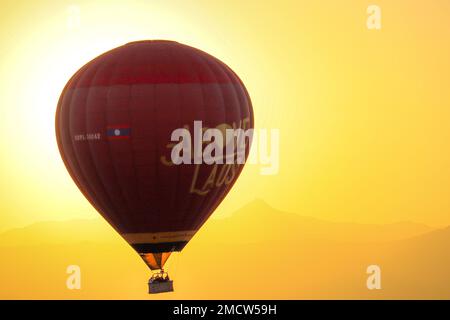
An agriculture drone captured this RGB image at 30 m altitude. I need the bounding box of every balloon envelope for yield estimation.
[56,40,253,270]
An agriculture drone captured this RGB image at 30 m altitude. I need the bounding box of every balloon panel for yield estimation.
[141,252,172,270]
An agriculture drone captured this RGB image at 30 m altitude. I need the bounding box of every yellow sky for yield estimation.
[1,0,450,232]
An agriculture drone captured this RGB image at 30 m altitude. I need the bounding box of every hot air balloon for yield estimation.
[55,40,254,293]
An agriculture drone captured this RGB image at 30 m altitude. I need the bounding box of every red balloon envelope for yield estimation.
[55,41,254,271]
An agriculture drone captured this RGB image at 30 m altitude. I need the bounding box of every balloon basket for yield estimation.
[148,270,174,294]
[148,280,174,294]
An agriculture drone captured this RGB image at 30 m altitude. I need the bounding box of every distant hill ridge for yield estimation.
[0,199,437,246]
[0,199,449,299]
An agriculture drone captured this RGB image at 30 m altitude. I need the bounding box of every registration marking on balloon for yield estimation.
[73,132,101,141]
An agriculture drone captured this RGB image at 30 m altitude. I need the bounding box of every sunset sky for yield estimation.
[1,0,450,232]
[1,0,450,300]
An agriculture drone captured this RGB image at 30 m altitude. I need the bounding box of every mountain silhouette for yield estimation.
[0,199,433,247]
[201,199,434,244]
[0,199,447,299]
[0,218,121,247]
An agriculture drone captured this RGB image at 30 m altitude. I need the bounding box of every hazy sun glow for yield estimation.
[1,0,450,233]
